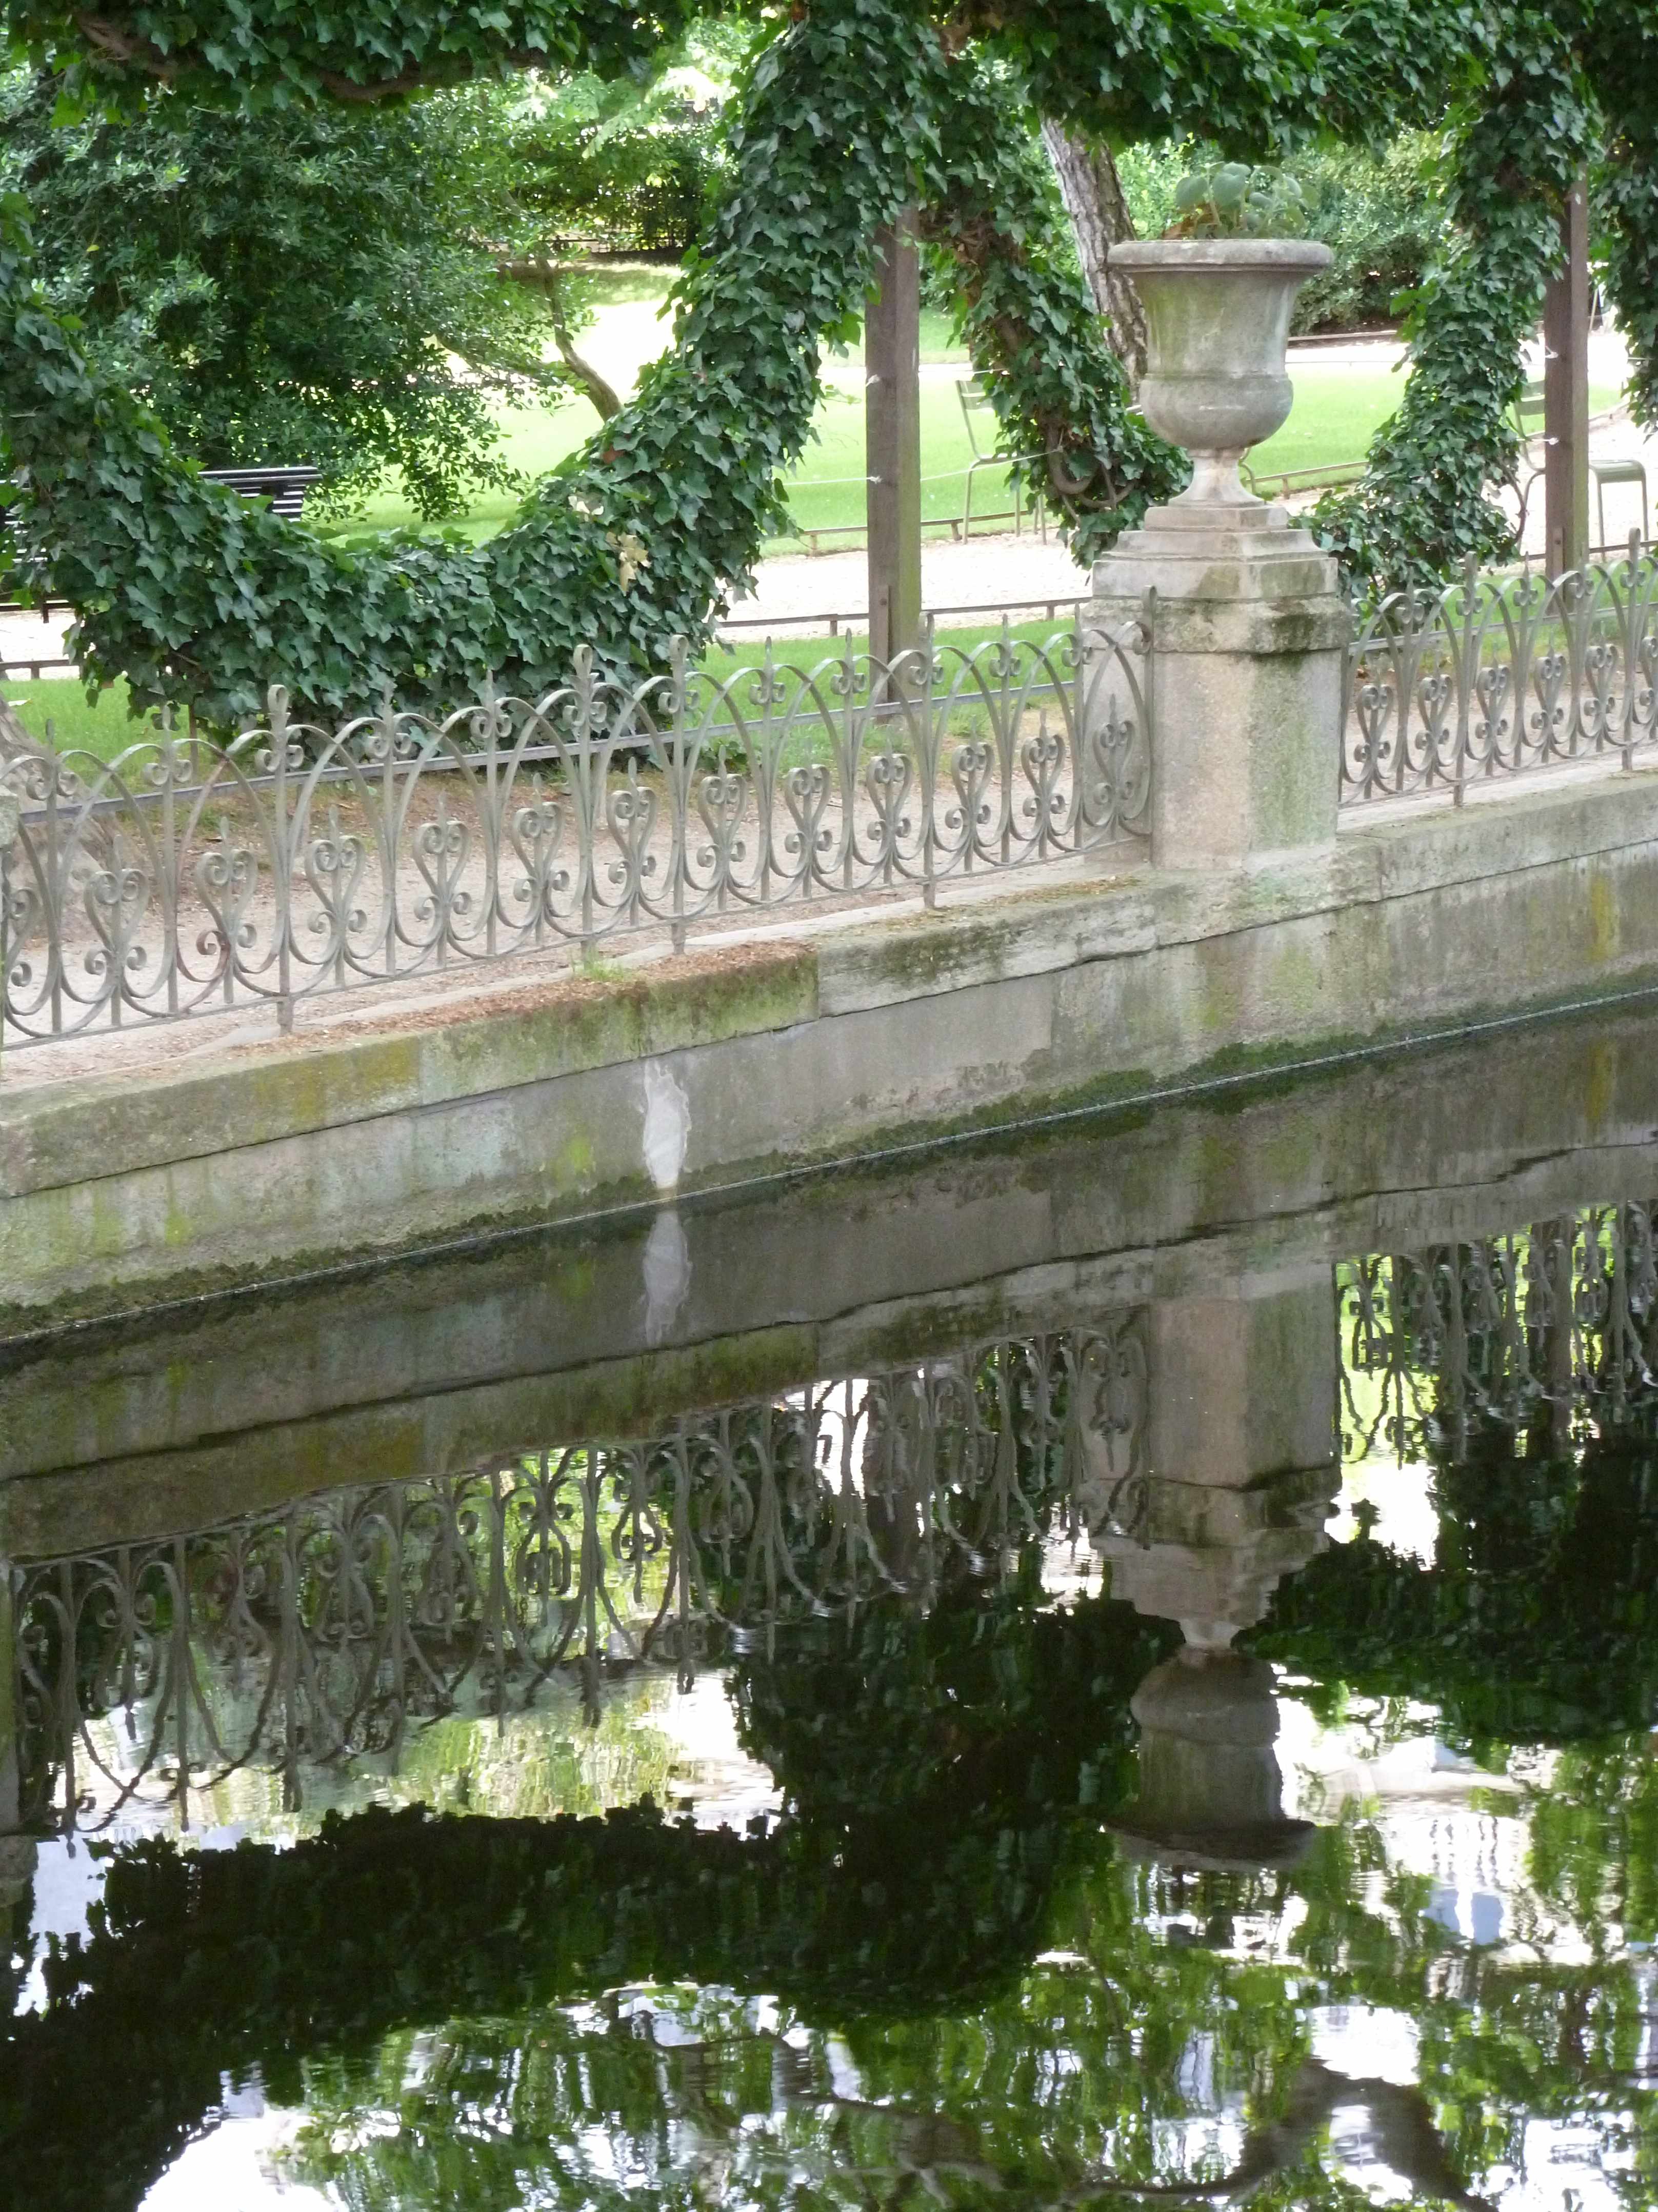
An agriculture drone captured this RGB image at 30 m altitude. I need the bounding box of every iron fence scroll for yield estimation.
[1341,545,1658,805]
[12,1319,1149,1832]
[0,616,1150,1051]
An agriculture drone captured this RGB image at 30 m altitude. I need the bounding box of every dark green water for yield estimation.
[8,1008,1658,2210]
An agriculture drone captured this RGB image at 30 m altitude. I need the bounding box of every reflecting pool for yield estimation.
[8,1007,1658,2210]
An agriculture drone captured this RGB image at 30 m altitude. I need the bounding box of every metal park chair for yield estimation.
[956,376,1047,540]
[1512,381,1649,556]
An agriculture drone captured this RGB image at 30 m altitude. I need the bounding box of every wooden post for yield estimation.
[1543,174,1591,575]
[866,212,922,667]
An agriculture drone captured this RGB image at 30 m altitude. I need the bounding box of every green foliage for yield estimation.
[0,0,948,720]
[502,68,727,253]
[919,57,1186,564]
[1313,29,1597,594]
[1288,136,1448,332]
[2,0,702,108]
[1254,1434,1658,1749]
[0,67,569,521]
[1,0,1656,698]
[1167,160,1308,238]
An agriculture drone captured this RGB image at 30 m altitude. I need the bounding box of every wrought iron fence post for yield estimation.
[668,635,691,955]
[0,787,15,1072]
[1623,527,1644,772]
[1452,553,1479,808]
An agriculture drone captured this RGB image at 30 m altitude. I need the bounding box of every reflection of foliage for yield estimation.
[140,1797,1658,2212]
[2,1581,1168,2212]
[1254,1439,1658,1750]
[15,1569,1658,2210]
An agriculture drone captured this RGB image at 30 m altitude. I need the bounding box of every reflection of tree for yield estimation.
[259,1797,1658,2212]
[1255,1433,1658,1750]
[1,1572,1173,2212]
[17,1573,1658,2212]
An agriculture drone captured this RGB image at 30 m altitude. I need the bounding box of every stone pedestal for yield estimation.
[1092,494,1349,871]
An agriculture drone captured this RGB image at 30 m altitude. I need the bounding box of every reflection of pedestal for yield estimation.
[1113,1648,1314,1873]
[1086,1276,1338,1871]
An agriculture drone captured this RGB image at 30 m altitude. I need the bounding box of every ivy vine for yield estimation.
[1,0,1656,718]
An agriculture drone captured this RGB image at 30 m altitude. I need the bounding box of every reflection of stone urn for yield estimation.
[1111,1645,1314,1874]
[1110,238,1334,509]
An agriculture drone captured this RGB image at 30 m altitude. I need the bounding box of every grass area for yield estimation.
[329,347,1613,555]
[5,674,138,756]
[323,278,976,545]
[315,269,1629,551]
[5,617,1087,763]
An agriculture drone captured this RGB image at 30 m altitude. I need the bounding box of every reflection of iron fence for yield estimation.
[1339,1204,1658,1466]
[1,617,1150,1049]
[1341,548,1658,806]
[12,1320,1148,1832]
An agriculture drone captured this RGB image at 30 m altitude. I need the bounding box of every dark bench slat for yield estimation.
[199,465,321,522]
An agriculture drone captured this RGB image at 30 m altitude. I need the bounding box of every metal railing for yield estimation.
[1341,542,1658,805]
[13,1319,1149,1832]
[1341,1203,1658,1465]
[1,616,1149,1050]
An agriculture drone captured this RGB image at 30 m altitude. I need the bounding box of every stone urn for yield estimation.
[1110,237,1333,510]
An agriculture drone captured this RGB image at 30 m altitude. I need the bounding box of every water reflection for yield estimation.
[6,1106,1658,2206]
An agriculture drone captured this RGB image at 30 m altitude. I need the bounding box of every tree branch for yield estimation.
[495,255,623,417]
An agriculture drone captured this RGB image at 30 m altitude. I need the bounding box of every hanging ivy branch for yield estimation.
[1312,26,1599,592]
[2,0,1657,713]
[917,57,1187,563]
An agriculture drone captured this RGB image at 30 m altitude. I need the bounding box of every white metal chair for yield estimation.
[956,376,1047,540]
[1512,380,1649,555]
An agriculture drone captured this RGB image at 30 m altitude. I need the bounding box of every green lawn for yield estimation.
[330,350,1620,554]
[325,364,1435,552]
[5,617,1090,762]
[322,276,1538,552]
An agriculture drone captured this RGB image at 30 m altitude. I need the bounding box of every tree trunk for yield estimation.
[1040,121,1148,387]
[493,256,624,420]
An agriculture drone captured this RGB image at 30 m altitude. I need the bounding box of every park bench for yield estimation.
[198,464,322,519]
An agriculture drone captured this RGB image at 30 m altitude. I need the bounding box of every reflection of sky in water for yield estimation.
[1327,1452,1441,1563]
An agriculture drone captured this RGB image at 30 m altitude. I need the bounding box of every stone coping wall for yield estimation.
[4,765,1658,1330]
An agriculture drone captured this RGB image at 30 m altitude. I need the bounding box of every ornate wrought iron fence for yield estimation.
[0,617,1150,1050]
[10,1318,1149,1832]
[1341,546,1658,805]
[1340,1204,1658,1465]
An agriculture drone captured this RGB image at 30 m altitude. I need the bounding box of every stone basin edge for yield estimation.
[4,763,1658,1323]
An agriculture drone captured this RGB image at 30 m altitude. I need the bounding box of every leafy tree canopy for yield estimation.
[0,66,572,520]
[0,0,1654,720]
